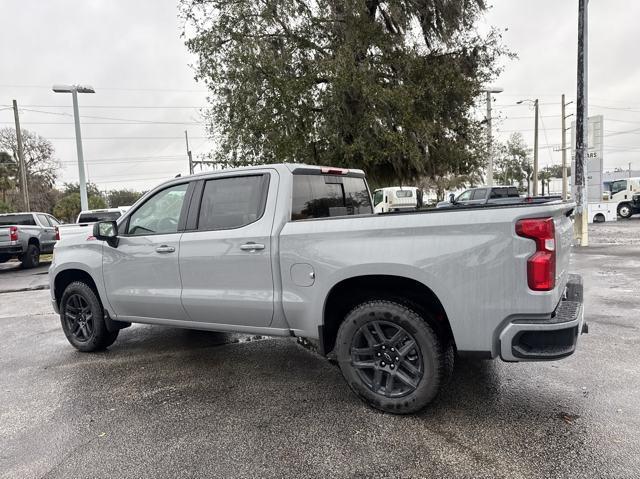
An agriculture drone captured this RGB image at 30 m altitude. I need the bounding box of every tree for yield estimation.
[181,0,509,185]
[494,133,531,192]
[53,193,107,223]
[53,183,107,222]
[0,128,59,212]
[106,189,144,208]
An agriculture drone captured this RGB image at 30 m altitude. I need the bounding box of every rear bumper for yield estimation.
[0,245,23,256]
[499,274,586,361]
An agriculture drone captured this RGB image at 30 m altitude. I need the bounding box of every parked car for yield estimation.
[373,187,421,213]
[50,164,585,414]
[436,186,521,208]
[0,212,61,268]
[57,207,130,240]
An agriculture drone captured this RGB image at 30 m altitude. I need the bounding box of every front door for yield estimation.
[179,172,276,328]
[102,182,190,321]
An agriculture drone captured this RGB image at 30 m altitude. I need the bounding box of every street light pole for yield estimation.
[517,98,539,195]
[53,84,95,212]
[482,87,503,187]
[71,89,89,212]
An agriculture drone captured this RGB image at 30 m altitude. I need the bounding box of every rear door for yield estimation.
[179,171,277,327]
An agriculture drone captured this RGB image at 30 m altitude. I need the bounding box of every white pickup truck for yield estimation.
[50,164,586,414]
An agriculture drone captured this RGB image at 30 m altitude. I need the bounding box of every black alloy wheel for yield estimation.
[350,320,423,398]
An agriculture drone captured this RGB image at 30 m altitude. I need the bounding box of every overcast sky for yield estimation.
[1,0,639,191]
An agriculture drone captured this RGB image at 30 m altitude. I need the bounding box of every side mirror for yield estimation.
[449,193,455,203]
[93,221,118,246]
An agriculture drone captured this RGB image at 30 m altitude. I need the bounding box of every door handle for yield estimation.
[240,242,265,251]
[155,245,175,253]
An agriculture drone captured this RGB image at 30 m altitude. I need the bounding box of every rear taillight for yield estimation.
[55,226,60,241]
[9,226,18,242]
[516,217,555,291]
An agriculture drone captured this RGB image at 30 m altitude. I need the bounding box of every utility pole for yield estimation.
[629,162,632,178]
[574,0,589,246]
[561,95,573,201]
[12,100,30,211]
[533,99,539,196]
[185,130,193,174]
[482,87,503,186]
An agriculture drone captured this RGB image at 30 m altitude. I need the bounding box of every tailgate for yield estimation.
[554,206,574,292]
[0,226,11,245]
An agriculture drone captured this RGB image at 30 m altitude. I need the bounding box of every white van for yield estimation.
[373,187,420,213]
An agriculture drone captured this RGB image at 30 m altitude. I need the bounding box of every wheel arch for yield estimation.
[321,273,454,356]
[53,268,101,309]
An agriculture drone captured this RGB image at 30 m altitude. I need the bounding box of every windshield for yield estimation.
[0,214,36,226]
[77,211,122,223]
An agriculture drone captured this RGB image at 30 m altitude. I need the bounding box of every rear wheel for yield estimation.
[21,244,40,268]
[618,203,632,219]
[60,281,118,352]
[593,213,605,223]
[335,300,447,414]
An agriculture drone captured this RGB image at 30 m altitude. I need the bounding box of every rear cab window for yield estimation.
[77,211,122,223]
[291,172,372,220]
[0,214,36,226]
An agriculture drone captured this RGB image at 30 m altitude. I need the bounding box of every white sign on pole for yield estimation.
[571,115,604,202]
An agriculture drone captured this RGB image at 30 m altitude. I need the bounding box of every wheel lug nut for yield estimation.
[382,346,386,350]
[390,364,395,369]
[390,347,395,352]
[377,352,381,357]
[381,362,386,366]
[395,356,399,361]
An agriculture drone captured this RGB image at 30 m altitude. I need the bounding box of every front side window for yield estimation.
[127,183,188,236]
[611,180,627,195]
[373,190,383,206]
[456,190,472,202]
[47,215,61,226]
[197,175,269,230]
[292,174,372,220]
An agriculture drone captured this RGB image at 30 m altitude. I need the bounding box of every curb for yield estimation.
[0,285,50,294]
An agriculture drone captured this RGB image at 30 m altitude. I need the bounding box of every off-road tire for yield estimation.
[60,281,116,352]
[21,244,40,268]
[335,300,446,414]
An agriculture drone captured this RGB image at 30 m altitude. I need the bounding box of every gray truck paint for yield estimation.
[0,212,57,260]
[50,164,583,359]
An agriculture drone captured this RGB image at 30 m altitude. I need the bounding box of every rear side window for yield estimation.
[471,189,488,200]
[0,214,36,226]
[490,188,507,199]
[197,175,269,230]
[78,211,121,223]
[396,190,413,198]
[292,175,372,220]
[37,214,51,226]
[508,187,520,197]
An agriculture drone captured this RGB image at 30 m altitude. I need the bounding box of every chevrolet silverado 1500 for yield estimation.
[50,164,585,413]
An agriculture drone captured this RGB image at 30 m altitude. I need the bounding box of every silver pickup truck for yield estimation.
[50,164,586,414]
[0,212,60,268]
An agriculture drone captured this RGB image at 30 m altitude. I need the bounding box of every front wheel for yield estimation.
[335,300,447,414]
[60,281,118,352]
[618,203,633,219]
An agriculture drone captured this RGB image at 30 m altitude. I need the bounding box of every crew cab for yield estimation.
[50,164,585,414]
[0,212,60,267]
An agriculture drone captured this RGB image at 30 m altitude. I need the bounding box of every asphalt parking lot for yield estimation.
[1,220,639,478]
